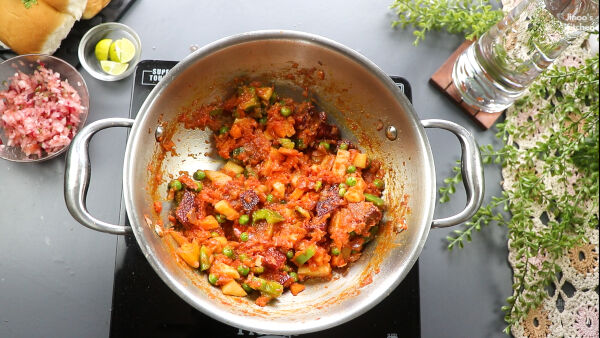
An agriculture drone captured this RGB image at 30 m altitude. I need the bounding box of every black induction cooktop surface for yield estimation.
[109,60,420,338]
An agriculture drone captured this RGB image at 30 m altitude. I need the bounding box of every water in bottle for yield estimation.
[453,0,599,112]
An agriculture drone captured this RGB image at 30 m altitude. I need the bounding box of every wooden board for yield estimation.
[429,40,503,130]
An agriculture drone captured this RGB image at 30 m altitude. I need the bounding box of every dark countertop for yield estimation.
[0,1,511,337]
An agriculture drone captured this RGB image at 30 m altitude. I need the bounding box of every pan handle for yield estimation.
[421,119,484,228]
[64,118,134,235]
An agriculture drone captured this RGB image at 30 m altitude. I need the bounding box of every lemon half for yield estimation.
[109,38,136,63]
[94,39,112,61]
[100,60,129,76]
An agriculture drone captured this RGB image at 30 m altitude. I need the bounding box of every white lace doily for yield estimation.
[500,1,599,337]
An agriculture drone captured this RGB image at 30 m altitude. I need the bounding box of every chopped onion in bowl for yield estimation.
[0,63,84,157]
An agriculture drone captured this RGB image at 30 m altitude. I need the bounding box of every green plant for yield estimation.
[441,56,599,332]
[22,0,37,8]
[390,0,504,45]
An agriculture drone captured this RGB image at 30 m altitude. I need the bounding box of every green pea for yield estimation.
[240,232,249,242]
[208,274,218,285]
[193,170,206,180]
[252,266,265,274]
[259,117,268,125]
[346,176,357,187]
[289,272,298,282]
[339,143,349,150]
[219,126,229,135]
[237,265,250,276]
[195,181,203,192]
[286,249,294,259]
[314,180,322,192]
[215,214,226,223]
[373,179,384,190]
[169,180,182,191]
[338,187,347,197]
[280,106,292,117]
[210,231,220,237]
[319,141,330,150]
[241,283,253,293]
[223,247,234,258]
[239,214,250,225]
[346,165,357,174]
[331,247,340,256]
[238,253,248,261]
[266,194,274,203]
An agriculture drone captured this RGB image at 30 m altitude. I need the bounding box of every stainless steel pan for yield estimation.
[64,30,484,335]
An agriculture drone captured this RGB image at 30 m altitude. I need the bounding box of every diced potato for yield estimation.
[214,200,239,220]
[176,241,200,268]
[223,161,244,175]
[221,280,248,297]
[170,231,188,246]
[290,173,300,186]
[205,170,232,186]
[212,261,240,279]
[272,182,286,198]
[353,153,367,168]
[298,264,332,278]
[257,185,268,193]
[197,215,220,230]
[332,149,350,176]
[213,236,228,248]
[344,189,364,203]
[256,87,274,101]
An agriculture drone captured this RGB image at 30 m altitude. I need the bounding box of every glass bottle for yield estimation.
[452,0,599,113]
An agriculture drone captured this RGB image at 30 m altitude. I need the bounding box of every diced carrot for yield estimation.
[277,147,300,156]
[289,188,304,201]
[290,283,305,296]
[153,201,162,213]
[255,295,271,307]
[229,124,242,138]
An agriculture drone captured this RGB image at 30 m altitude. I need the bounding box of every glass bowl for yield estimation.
[78,22,142,81]
[0,54,90,162]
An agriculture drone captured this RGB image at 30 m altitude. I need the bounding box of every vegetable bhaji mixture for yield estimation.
[163,82,387,306]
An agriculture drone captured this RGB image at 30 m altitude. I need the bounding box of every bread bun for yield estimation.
[82,0,111,19]
[0,0,78,54]
[42,0,87,18]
